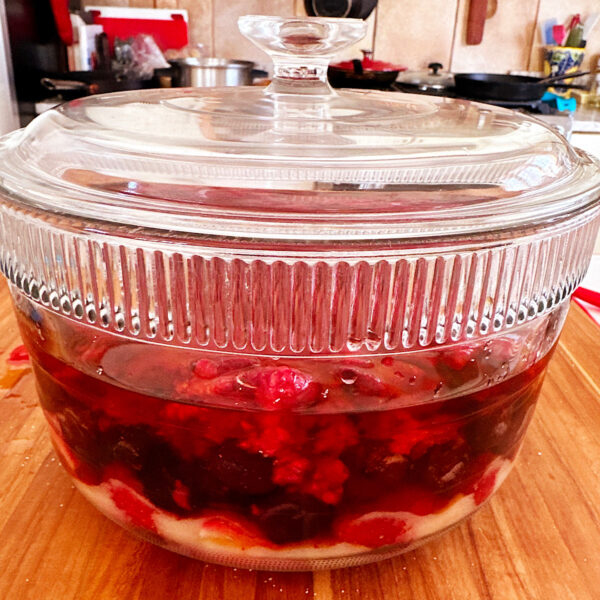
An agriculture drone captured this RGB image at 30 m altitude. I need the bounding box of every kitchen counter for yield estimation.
[0,279,599,600]
[573,105,600,132]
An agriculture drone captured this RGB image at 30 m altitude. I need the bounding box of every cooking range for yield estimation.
[391,81,575,139]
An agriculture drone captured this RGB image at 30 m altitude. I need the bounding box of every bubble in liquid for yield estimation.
[340,369,357,385]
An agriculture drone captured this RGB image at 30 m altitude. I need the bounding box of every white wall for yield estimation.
[0,0,18,135]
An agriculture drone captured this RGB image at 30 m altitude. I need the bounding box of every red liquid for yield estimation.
[14,294,561,565]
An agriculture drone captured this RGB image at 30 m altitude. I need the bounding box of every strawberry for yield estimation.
[109,481,157,532]
[335,512,410,547]
[7,344,30,365]
[472,468,499,505]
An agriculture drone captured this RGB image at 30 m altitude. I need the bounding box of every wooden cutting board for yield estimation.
[1,278,599,600]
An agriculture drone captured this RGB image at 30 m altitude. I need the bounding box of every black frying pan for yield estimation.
[454,70,595,102]
[41,72,144,99]
[304,0,378,19]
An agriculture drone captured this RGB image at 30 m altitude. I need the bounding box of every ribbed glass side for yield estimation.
[0,204,598,354]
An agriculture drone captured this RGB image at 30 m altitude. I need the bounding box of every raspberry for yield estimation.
[158,404,242,458]
[394,413,462,458]
[489,338,519,365]
[161,402,204,423]
[312,416,358,455]
[255,367,321,410]
[273,455,311,486]
[217,357,259,374]
[439,345,478,370]
[338,369,389,398]
[303,457,348,505]
[193,359,219,379]
[196,368,264,403]
[240,413,299,456]
[393,361,440,396]
[390,428,432,456]
[354,372,389,397]
[340,358,375,369]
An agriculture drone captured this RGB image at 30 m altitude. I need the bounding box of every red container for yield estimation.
[88,6,188,53]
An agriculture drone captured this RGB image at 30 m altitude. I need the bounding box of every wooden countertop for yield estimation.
[1,280,599,600]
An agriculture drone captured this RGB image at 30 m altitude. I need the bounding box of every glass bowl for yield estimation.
[0,15,599,571]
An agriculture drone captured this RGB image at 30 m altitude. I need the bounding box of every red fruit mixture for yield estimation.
[15,302,554,551]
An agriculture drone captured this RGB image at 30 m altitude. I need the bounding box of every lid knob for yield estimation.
[428,62,443,75]
[238,15,366,94]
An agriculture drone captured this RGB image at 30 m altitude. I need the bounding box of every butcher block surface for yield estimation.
[0,278,599,600]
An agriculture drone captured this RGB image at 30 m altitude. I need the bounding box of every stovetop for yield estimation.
[391,83,559,114]
[390,83,574,139]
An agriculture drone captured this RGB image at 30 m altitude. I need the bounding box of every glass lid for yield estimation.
[0,15,599,240]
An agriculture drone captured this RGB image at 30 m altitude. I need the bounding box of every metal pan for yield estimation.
[41,73,143,98]
[454,70,595,102]
[169,58,267,87]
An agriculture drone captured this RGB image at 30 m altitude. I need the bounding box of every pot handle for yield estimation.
[41,77,88,91]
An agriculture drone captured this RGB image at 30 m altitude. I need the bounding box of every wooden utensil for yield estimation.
[466,0,488,45]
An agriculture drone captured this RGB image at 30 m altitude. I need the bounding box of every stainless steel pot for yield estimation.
[169,58,257,87]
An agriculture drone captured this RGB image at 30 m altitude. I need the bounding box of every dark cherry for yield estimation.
[342,442,409,504]
[256,493,335,545]
[32,363,84,415]
[462,392,535,455]
[104,425,159,472]
[342,441,390,475]
[411,440,472,491]
[137,438,188,515]
[208,440,276,496]
[101,425,190,515]
[180,457,229,508]
[55,407,105,467]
